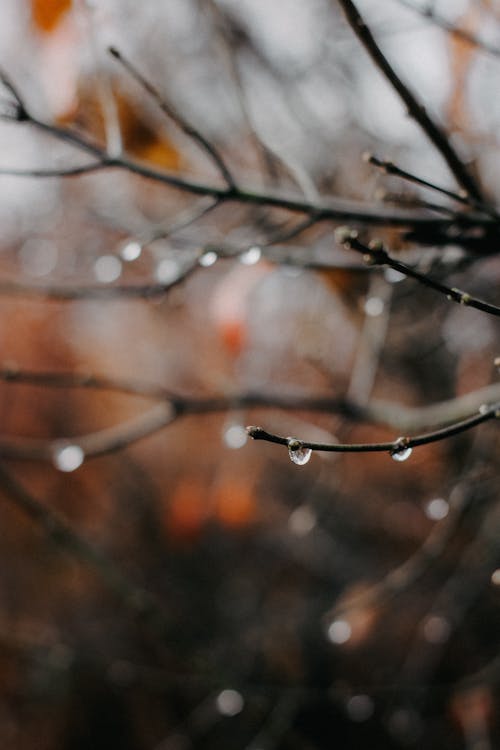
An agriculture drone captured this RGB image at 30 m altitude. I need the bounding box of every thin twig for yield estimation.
[0,69,492,233]
[397,0,500,60]
[247,404,498,455]
[335,0,485,202]
[109,46,236,189]
[368,154,500,220]
[336,229,500,317]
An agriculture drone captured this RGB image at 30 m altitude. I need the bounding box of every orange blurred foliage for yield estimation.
[31,0,72,33]
[213,476,257,529]
[164,478,209,540]
[60,83,182,170]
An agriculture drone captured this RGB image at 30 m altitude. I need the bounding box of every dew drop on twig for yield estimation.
[391,438,412,462]
[287,438,312,466]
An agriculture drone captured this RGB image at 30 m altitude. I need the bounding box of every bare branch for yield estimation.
[397,0,500,61]
[247,405,498,456]
[336,0,485,202]
[0,462,170,630]
[337,229,500,317]
[109,46,236,189]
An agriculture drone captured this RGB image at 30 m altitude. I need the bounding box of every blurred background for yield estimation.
[0,0,499,747]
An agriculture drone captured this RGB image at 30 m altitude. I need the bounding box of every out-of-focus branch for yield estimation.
[1,368,500,462]
[0,462,170,630]
[108,47,236,189]
[396,0,500,60]
[330,471,484,617]
[0,66,494,235]
[335,0,485,202]
[0,258,199,300]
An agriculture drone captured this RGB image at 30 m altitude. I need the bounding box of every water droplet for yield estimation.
[422,615,450,644]
[391,438,412,462]
[215,689,244,716]
[239,246,262,265]
[288,505,316,536]
[52,443,85,472]
[384,267,405,284]
[491,569,500,586]
[155,258,181,284]
[364,296,384,317]
[94,255,122,283]
[346,694,374,722]
[19,238,58,277]
[287,438,312,466]
[199,250,218,267]
[223,424,248,450]
[327,619,352,645]
[120,241,142,262]
[425,497,449,521]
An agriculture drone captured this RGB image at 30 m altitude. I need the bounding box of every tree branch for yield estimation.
[336,0,485,202]
[336,228,500,317]
[108,46,237,189]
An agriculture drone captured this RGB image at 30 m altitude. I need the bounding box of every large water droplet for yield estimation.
[223,423,247,450]
[422,615,450,644]
[287,438,312,466]
[120,241,142,262]
[288,505,316,536]
[391,438,412,462]
[364,296,384,317]
[425,497,449,521]
[19,238,58,277]
[155,258,181,284]
[199,250,218,267]
[239,246,262,266]
[94,255,122,283]
[491,569,500,586]
[346,694,374,722]
[52,443,85,472]
[215,689,244,717]
[327,619,352,644]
